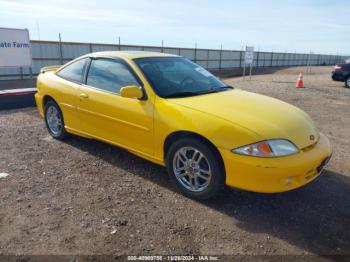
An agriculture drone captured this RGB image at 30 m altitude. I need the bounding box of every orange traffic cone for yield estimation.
[296,72,304,88]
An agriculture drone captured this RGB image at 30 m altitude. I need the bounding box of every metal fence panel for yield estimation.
[273,53,281,59]
[62,43,90,58]
[163,48,180,55]
[265,53,273,60]
[207,60,220,69]
[222,60,240,68]
[222,51,240,60]
[208,50,220,60]
[196,50,208,60]
[0,40,349,80]
[142,47,162,52]
[92,44,117,52]
[32,42,60,58]
[120,46,143,51]
[196,61,207,68]
[272,60,279,66]
[33,59,61,74]
[180,49,195,60]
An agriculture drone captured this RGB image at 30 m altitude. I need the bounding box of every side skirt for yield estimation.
[65,126,165,166]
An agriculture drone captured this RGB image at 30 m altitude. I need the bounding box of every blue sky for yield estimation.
[0,0,349,54]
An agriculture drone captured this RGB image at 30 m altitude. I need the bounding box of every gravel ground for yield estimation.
[0,66,349,259]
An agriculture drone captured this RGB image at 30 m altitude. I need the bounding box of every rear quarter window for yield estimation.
[56,58,89,83]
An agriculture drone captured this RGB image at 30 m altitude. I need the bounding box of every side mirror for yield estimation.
[120,85,143,99]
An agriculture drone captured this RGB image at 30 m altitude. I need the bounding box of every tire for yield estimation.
[44,100,67,140]
[166,137,225,200]
[345,77,350,88]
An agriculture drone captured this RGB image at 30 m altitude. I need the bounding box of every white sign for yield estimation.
[244,46,254,64]
[0,27,32,68]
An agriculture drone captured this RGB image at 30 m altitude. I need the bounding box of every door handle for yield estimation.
[79,93,89,99]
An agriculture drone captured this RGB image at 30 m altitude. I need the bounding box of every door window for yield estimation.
[86,59,140,94]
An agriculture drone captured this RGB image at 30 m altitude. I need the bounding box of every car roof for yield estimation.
[88,51,179,60]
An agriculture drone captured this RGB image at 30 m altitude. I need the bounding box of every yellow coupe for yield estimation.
[35,51,332,199]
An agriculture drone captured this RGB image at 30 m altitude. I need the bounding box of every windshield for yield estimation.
[134,57,231,98]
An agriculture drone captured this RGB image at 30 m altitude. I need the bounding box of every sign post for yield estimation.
[243,46,254,81]
[0,27,32,69]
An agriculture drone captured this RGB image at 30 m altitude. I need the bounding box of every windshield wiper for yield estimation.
[213,85,234,90]
[164,91,201,98]
[165,86,233,98]
[197,85,233,95]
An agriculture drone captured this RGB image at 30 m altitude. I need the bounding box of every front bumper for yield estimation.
[219,133,332,193]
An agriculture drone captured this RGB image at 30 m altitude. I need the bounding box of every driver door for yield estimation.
[77,57,154,155]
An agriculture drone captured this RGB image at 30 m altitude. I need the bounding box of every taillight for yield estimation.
[334,65,342,70]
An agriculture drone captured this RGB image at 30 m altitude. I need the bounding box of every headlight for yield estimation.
[232,139,298,157]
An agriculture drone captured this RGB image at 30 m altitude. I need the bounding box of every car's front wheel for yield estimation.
[44,100,67,140]
[166,137,225,200]
[345,77,350,88]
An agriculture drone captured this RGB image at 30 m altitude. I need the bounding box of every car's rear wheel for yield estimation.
[345,77,350,88]
[166,137,225,200]
[44,100,67,140]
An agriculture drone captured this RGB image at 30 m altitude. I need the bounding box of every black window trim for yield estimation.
[83,55,148,100]
[55,56,89,84]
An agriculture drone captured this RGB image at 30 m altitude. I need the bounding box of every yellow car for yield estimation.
[35,51,332,199]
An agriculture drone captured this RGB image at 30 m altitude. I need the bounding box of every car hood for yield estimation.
[169,89,319,149]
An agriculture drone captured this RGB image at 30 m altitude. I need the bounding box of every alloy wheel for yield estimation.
[46,105,62,135]
[173,146,212,192]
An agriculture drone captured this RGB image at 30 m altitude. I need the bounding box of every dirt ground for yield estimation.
[0,66,349,259]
